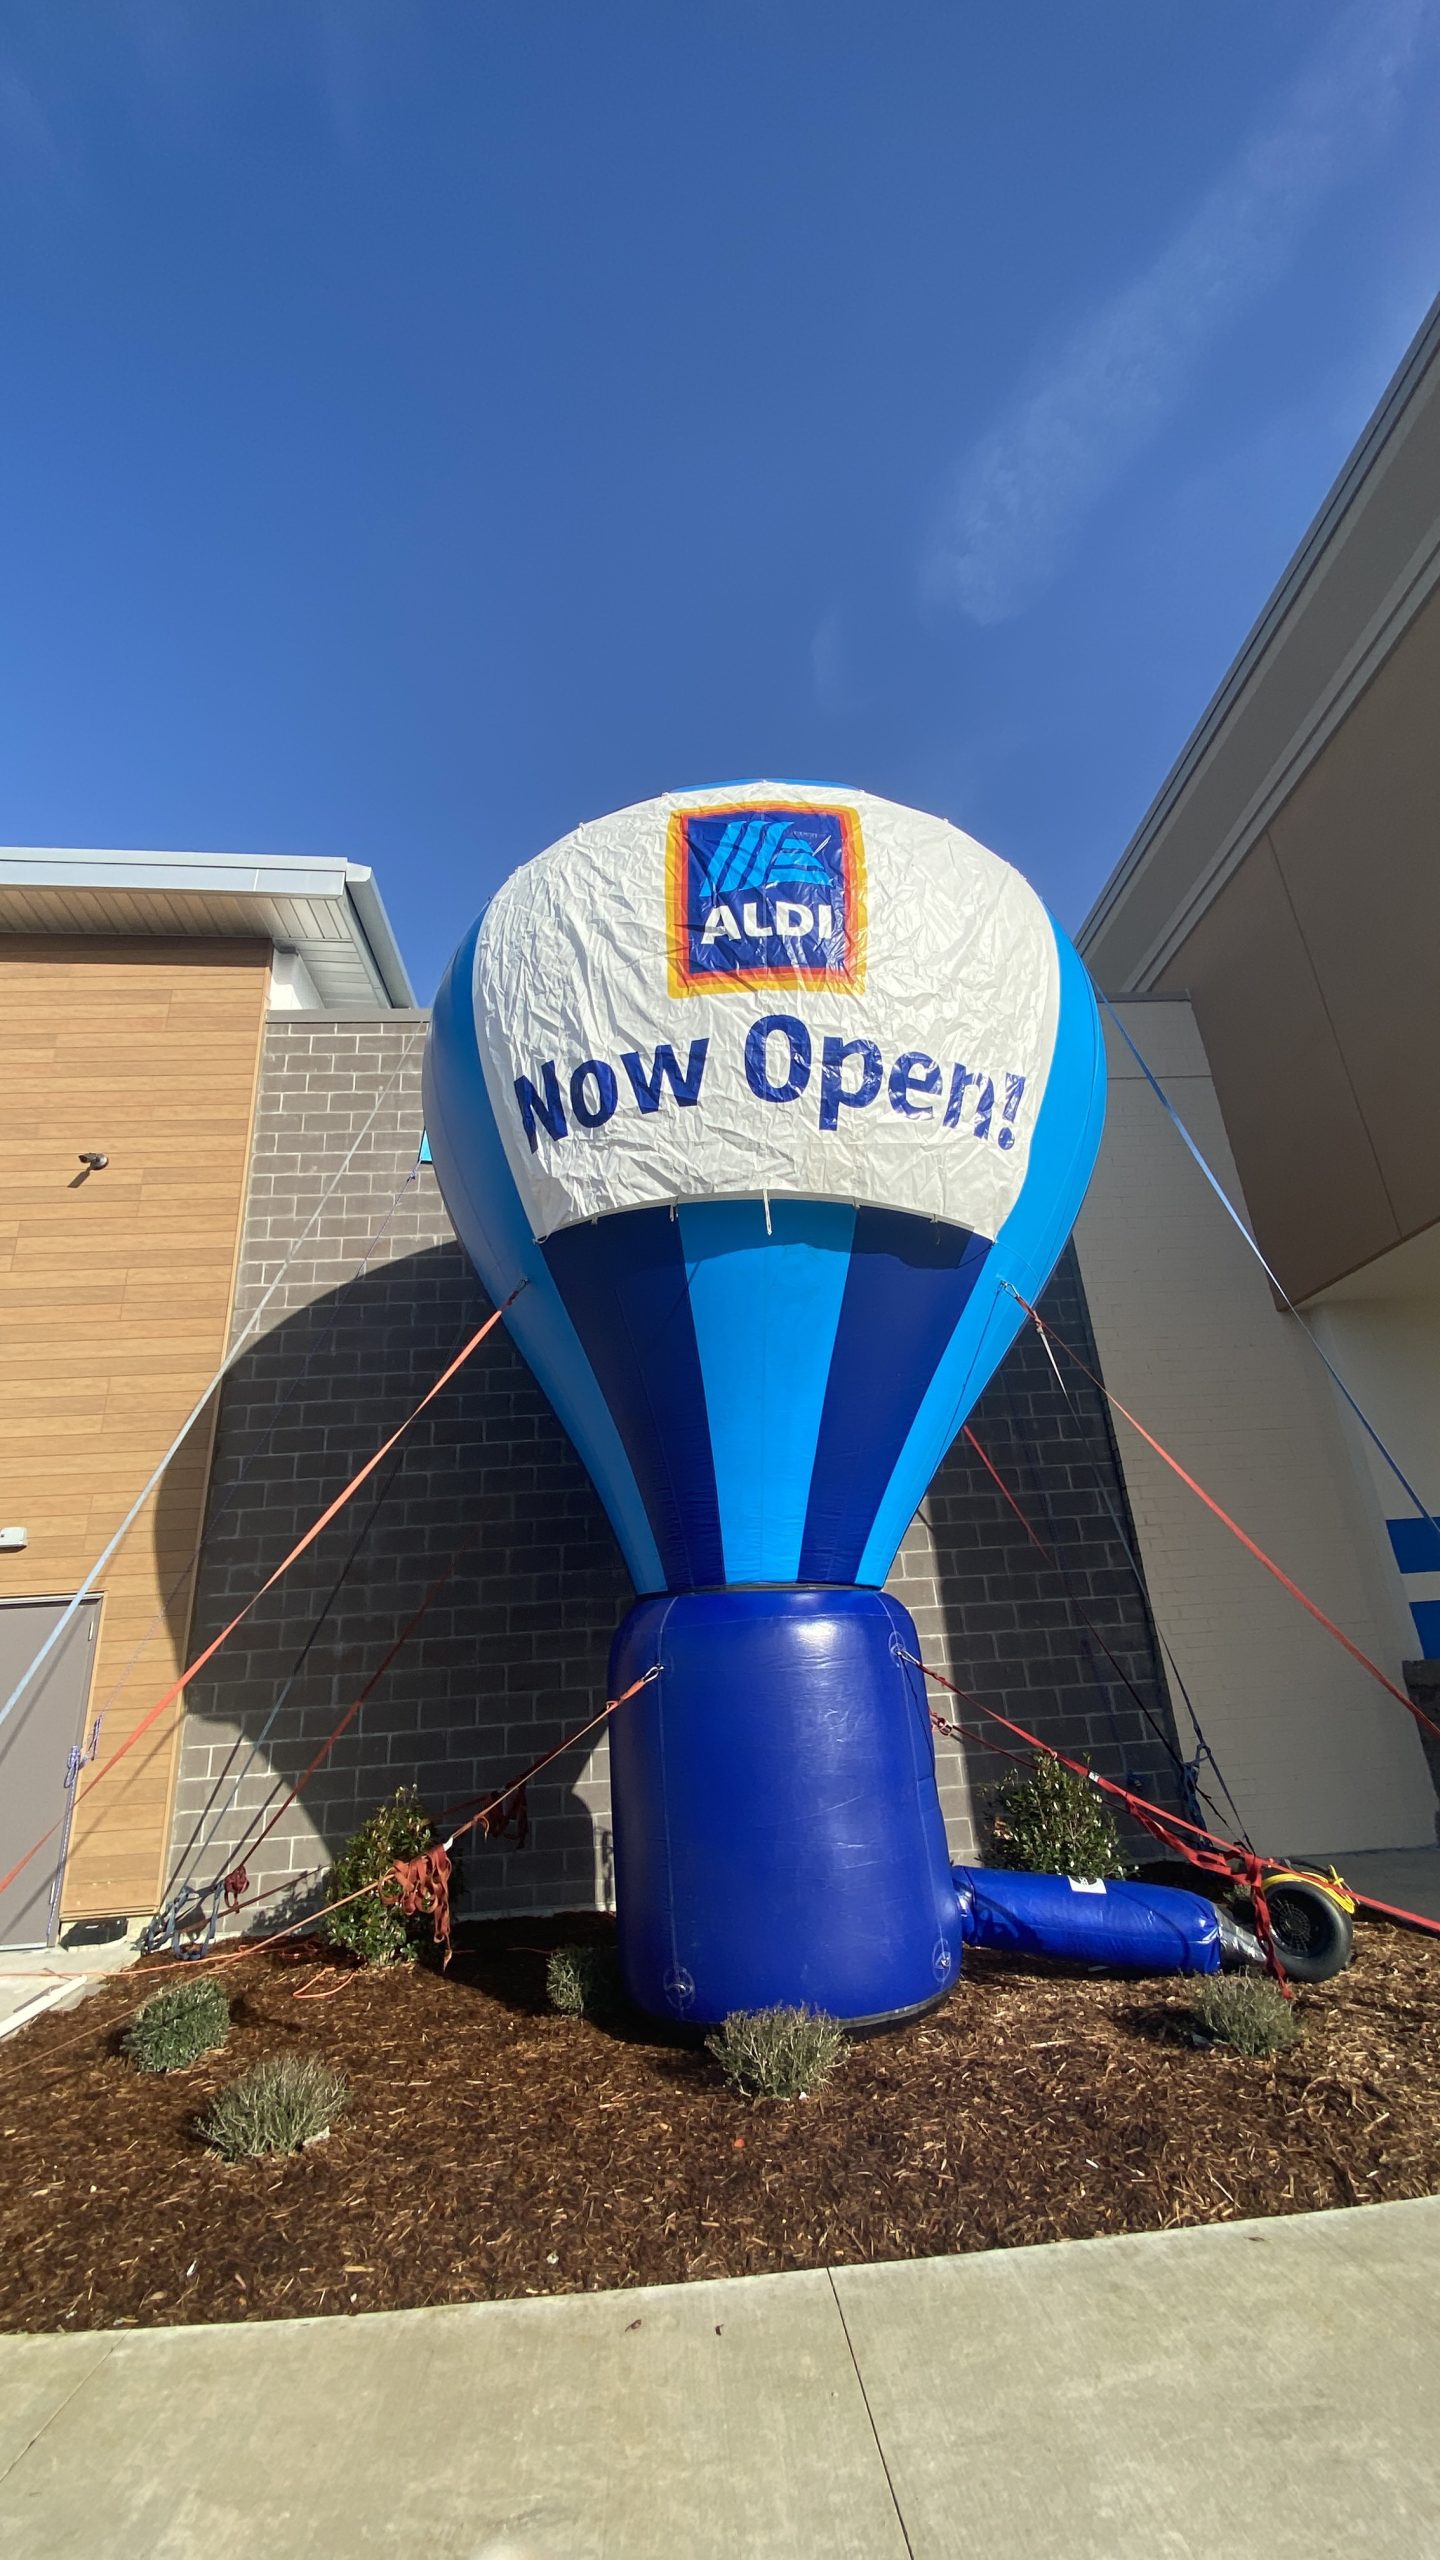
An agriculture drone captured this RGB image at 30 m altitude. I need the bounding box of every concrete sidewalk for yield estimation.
[2,2197,1437,2558]
[1325,1845,1440,1921]
[0,1927,140,2041]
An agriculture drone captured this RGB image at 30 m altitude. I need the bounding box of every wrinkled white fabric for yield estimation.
[472,781,1059,1244]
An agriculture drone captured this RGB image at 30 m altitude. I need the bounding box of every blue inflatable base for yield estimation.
[609,1586,964,2028]
[953,1866,1224,1974]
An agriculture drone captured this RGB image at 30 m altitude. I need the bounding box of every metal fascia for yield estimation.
[342,864,418,1008]
[1077,289,1440,979]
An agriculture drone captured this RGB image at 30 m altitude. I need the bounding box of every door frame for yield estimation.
[0,1594,104,1949]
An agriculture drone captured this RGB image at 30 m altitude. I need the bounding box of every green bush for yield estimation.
[706,2005,847,2100]
[321,1786,437,1966]
[986,1751,1125,1879]
[546,1944,623,2020]
[199,2054,350,2159]
[122,1977,230,2074]
[1191,1973,1301,2058]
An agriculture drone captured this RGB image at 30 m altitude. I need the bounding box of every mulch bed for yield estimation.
[3,1913,1439,2333]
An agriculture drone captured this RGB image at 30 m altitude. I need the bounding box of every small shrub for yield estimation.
[321,1786,437,1967]
[1191,1973,1301,2058]
[546,1944,623,2020]
[986,1751,1125,1879]
[706,2005,847,2100]
[122,1977,230,2073]
[199,2054,350,2159]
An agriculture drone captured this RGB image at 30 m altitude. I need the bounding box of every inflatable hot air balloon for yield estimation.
[424,782,1107,2028]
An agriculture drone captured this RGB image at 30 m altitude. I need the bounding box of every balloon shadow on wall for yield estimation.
[157,1243,634,1932]
[155,1236,1181,1942]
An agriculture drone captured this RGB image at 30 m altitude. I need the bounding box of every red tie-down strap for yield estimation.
[908,1646,1440,1990]
[470,1782,530,1850]
[1007,1286,1440,1746]
[389,1845,455,1969]
[0,1297,520,1913]
[912,1650,1297,1988]
[1004,1290,1434,1751]
[384,1671,663,1972]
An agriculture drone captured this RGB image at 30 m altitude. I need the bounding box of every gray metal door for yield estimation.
[0,1598,101,1948]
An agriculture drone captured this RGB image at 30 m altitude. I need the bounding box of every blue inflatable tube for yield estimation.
[952,1866,1225,1975]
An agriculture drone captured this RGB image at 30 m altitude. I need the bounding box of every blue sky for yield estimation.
[2,2,1438,997]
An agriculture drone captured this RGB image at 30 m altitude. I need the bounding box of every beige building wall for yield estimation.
[1306,1229,1440,1667]
[1073,999,1436,1855]
[0,936,269,1915]
[1145,582,1440,1302]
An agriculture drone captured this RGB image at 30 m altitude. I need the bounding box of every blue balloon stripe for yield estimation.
[798,1209,989,1582]
[542,1208,726,1589]
[679,1198,856,1583]
[422,923,667,1594]
[855,917,1107,1585]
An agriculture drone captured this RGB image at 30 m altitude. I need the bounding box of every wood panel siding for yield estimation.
[0,937,268,1916]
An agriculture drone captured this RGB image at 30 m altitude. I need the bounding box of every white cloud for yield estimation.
[923,0,1434,625]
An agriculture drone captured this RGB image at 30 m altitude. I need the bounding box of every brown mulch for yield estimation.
[2,1914,1438,2333]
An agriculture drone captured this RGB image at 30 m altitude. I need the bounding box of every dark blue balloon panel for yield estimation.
[799,1209,990,1581]
[542,1201,992,1590]
[610,1588,963,2025]
[543,1207,726,1590]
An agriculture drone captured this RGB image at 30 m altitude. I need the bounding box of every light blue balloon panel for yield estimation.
[425,788,1107,2028]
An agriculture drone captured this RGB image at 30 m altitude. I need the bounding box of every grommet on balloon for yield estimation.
[424,781,1107,2029]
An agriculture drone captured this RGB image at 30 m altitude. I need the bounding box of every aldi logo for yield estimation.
[666,802,866,997]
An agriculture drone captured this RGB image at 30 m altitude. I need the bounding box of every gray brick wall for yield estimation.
[165,1016,1180,1936]
[167,1017,630,1931]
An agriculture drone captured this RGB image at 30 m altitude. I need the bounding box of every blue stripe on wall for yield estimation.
[1409,1599,1440,1659]
[798,1209,989,1582]
[680,1199,856,1583]
[1388,1515,1440,1575]
[542,1207,725,1589]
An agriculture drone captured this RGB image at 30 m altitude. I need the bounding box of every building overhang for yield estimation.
[0,847,416,1012]
[1079,289,1440,991]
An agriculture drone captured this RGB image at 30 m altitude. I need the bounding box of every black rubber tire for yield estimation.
[1261,1880,1355,1983]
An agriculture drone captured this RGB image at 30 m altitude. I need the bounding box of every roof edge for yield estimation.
[1078,286,1440,968]
[342,865,417,1008]
[0,843,418,1011]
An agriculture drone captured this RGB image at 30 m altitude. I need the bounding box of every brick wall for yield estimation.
[167,1015,1181,1932]
[168,1016,630,1928]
